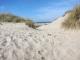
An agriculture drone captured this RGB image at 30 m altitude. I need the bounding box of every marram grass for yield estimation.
[0,13,36,29]
[62,5,80,29]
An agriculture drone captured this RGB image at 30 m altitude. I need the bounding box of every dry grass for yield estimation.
[62,5,80,29]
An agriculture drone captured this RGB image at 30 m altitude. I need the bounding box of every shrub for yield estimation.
[62,5,80,29]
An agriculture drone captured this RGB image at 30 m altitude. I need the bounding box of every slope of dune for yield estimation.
[38,13,80,60]
[38,13,69,31]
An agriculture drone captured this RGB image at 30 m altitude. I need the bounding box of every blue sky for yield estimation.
[0,0,80,22]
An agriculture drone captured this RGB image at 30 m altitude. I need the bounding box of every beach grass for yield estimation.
[62,5,80,29]
[0,13,36,28]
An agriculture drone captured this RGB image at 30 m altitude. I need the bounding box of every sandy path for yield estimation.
[0,23,54,60]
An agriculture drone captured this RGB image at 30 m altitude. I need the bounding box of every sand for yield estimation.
[38,13,80,60]
[0,23,54,60]
[0,13,80,60]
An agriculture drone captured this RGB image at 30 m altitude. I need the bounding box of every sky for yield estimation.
[0,0,80,22]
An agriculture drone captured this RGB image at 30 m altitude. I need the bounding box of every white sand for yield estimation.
[0,13,80,60]
[38,13,80,60]
[0,23,54,60]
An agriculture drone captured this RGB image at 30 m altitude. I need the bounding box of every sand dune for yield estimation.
[38,13,80,60]
[38,13,69,30]
[0,13,80,60]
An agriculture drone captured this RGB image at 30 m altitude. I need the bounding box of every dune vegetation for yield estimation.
[0,13,36,28]
[62,5,80,29]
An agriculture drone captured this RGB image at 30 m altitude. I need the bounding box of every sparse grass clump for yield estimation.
[62,5,80,29]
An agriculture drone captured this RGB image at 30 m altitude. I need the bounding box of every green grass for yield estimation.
[62,5,80,29]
